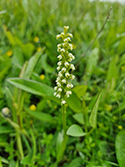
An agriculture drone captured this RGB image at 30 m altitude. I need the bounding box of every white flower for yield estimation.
[66,91,72,95]
[61,32,65,36]
[67,83,73,88]
[61,100,66,105]
[64,62,69,67]
[57,66,60,71]
[62,79,66,84]
[57,55,62,60]
[57,44,61,48]
[58,88,62,92]
[54,86,58,90]
[54,92,57,96]
[56,94,61,98]
[57,61,62,66]
[64,26,69,30]
[70,64,75,71]
[71,74,75,80]
[58,72,62,77]
[66,91,72,98]
[68,53,75,60]
[68,58,72,62]
[56,34,60,39]
[60,48,65,52]
[61,67,66,72]
[66,94,70,98]
[57,47,61,52]
[64,38,68,43]
[68,33,73,38]
[65,72,70,78]
[69,44,73,50]
[57,82,61,86]
[56,77,60,82]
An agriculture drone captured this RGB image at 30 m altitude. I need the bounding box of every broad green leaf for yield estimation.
[115,130,125,167]
[24,48,45,79]
[69,157,82,167]
[66,91,82,112]
[25,107,53,122]
[56,132,68,163]
[89,91,102,128]
[67,124,86,137]
[73,113,84,125]
[7,78,54,97]
[73,85,87,98]
[21,152,33,165]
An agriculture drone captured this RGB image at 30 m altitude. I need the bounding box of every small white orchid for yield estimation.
[54,26,75,105]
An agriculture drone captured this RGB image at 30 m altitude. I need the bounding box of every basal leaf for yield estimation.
[7,78,54,97]
[25,107,53,122]
[73,85,87,98]
[24,48,45,79]
[73,113,84,125]
[89,91,102,128]
[115,130,125,167]
[67,124,86,137]
[66,91,82,112]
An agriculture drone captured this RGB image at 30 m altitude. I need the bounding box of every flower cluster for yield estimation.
[54,26,75,105]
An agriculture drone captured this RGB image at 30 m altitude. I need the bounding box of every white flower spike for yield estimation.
[54,26,75,105]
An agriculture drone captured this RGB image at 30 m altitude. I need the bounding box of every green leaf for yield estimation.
[67,124,86,137]
[5,87,14,111]
[73,85,87,98]
[84,48,99,80]
[24,48,45,79]
[73,113,84,125]
[13,47,24,66]
[0,157,9,164]
[41,54,54,73]
[115,130,125,167]
[3,25,16,45]
[0,126,14,134]
[56,132,68,162]
[89,91,102,128]
[0,157,3,167]
[69,157,82,167]
[106,55,118,92]
[66,91,82,112]
[7,78,54,97]
[25,107,53,122]
[21,152,33,165]
[21,43,35,59]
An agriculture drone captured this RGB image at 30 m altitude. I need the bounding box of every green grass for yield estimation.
[0,0,125,166]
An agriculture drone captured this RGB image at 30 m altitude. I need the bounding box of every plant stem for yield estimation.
[62,104,66,135]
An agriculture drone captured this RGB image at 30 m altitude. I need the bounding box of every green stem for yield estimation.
[62,104,66,135]
[83,107,88,133]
